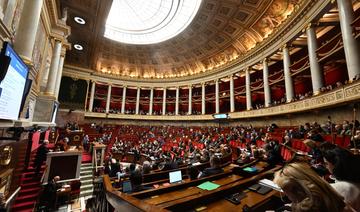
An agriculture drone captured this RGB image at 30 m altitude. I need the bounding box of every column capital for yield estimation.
[123,85,127,88]
[228,74,233,79]
[282,43,289,50]
[50,36,63,43]
[263,57,269,63]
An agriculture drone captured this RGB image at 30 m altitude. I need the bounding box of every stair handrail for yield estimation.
[4,186,21,208]
[40,165,48,184]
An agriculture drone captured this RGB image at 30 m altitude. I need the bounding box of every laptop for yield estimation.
[122,180,133,193]
[169,170,182,184]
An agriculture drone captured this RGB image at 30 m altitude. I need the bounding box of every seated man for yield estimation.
[42,176,61,210]
[198,156,224,178]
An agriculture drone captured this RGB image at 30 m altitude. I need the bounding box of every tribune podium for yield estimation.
[92,142,106,172]
[43,149,82,184]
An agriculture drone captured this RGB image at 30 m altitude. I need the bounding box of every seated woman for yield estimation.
[273,162,347,212]
[323,147,360,211]
[198,156,223,178]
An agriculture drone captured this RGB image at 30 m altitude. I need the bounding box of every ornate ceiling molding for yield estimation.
[63,0,332,88]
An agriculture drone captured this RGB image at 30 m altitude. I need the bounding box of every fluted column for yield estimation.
[54,52,65,99]
[3,0,17,27]
[149,88,154,115]
[245,68,252,110]
[215,79,220,113]
[135,87,140,114]
[175,87,180,115]
[121,86,126,113]
[44,40,62,96]
[229,75,235,112]
[337,0,360,80]
[283,45,294,102]
[263,58,271,107]
[14,0,44,62]
[105,84,112,113]
[202,83,206,114]
[188,86,192,115]
[306,24,324,94]
[162,88,166,115]
[89,81,96,112]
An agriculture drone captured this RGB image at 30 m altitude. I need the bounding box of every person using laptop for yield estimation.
[198,156,224,178]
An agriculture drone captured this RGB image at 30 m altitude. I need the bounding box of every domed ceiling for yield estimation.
[60,0,303,80]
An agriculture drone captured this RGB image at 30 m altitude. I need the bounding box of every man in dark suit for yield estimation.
[34,140,49,177]
[198,156,223,178]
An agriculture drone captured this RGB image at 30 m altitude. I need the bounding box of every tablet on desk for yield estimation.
[122,181,133,193]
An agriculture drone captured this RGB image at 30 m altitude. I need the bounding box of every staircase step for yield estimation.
[15,193,39,202]
[19,187,41,196]
[80,170,93,176]
[80,184,93,191]
[81,164,93,167]
[21,181,41,190]
[11,201,36,211]
[81,179,93,186]
[80,166,93,171]
[80,175,93,181]
[80,189,93,197]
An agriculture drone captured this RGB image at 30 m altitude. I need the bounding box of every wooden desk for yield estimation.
[145,174,243,206]
[131,165,235,199]
[158,165,281,211]
[194,190,279,211]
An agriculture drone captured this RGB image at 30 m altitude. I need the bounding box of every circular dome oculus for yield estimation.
[104,0,202,45]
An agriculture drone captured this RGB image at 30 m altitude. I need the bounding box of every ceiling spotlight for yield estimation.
[74,44,83,51]
[74,16,86,25]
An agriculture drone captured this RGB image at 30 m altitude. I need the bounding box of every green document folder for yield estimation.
[197,181,220,191]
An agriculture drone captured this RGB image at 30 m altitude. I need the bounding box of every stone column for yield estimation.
[89,81,96,112]
[306,24,324,94]
[229,75,235,112]
[175,87,180,115]
[263,58,271,107]
[283,45,294,102]
[54,53,65,99]
[202,83,206,114]
[162,88,166,115]
[188,86,192,115]
[105,84,112,113]
[14,0,44,62]
[3,0,17,27]
[337,0,360,80]
[135,87,140,114]
[215,79,220,113]
[245,68,252,110]
[149,88,154,115]
[121,86,126,113]
[44,40,62,96]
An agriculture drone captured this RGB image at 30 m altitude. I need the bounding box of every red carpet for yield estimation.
[12,153,45,211]
[82,151,92,163]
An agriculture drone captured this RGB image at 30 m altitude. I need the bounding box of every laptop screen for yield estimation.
[169,170,182,184]
[122,181,132,193]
